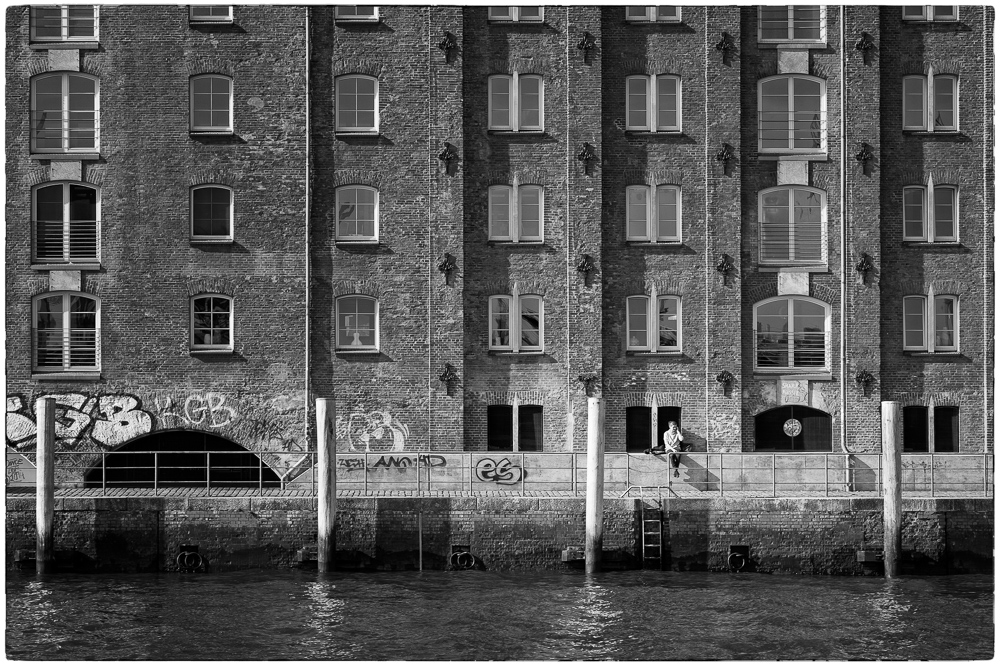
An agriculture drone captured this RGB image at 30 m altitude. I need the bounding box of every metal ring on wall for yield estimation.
[176,551,204,571]
[728,552,746,572]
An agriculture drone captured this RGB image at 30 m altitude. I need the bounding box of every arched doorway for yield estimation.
[754,405,832,451]
[84,431,281,488]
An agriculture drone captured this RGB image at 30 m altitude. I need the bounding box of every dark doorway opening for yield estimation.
[754,405,832,451]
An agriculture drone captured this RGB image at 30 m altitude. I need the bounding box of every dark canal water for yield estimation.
[6,569,993,660]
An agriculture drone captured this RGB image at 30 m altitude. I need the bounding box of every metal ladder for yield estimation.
[641,502,663,568]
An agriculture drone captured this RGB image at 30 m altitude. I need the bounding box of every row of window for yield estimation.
[28,179,965,267]
[28,69,961,154]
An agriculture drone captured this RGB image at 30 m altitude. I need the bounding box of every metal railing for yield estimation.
[6,451,992,499]
[35,219,99,263]
[33,327,100,371]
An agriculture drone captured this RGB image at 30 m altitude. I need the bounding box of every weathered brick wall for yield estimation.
[878,6,992,451]
[5,6,309,463]
[8,496,991,574]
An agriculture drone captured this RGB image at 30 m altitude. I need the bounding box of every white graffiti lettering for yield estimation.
[156,392,236,428]
[338,410,409,452]
[5,393,154,451]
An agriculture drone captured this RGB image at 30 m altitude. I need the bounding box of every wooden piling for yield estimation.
[585,397,605,574]
[36,397,55,574]
[316,398,337,572]
[881,400,902,578]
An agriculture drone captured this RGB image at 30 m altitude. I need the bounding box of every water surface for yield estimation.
[6,570,993,660]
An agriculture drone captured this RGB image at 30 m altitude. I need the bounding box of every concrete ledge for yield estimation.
[476,498,537,512]
[6,497,35,511]
[250,497,314,511]
[183,498,252,511]
[538,499,586,512]
[338,498,376,510]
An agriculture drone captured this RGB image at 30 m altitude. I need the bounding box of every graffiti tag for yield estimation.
[6,454,36,486]
[5,393,153,450]
[339,410,409,452]
[475,457,523,485]
[337,454,447,472]
[155,392,236,428]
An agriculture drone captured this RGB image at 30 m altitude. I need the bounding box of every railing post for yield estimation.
[825,453,829,497]
[259,455,263,495]
[35,397,56,574]
[102,451,106,497]
[720,454,725,497]
[986,454,990,497]
[206,452,211,497]
[364,453,369,495]
[772,453,776,498]
[929,454,935,497]
[520,451,525,495]
[416,451,421,494]
[469,453,473,493]
[154,452,159,496]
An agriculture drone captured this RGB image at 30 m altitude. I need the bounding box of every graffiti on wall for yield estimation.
[6,394,153,450]
[6,453,36,486]
[337,410,409,452]
[337,454,447,472]
[475,457,523,485]
[154,392,237,428]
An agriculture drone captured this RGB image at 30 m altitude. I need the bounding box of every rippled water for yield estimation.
[5,570,993,660]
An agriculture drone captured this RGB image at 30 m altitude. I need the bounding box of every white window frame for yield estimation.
[626,294,682,353]
[902,70,958,132]
[902,6,958,22]
[334,185,380,243]
[625,6,681,23]
[335,74,379,133]
[757,5,825,44]
[336,295,380,352]
[903,292,959,353]
[30,72,100,154]
[189,74,233,133]
[188,6,233,23]
[625,184,682,243]
[488,73,544,132]
[190,184,234,242]
[190,294,234,352]
[32,292,101,373]
[753,296,831,373]
[488,184,544,243]
[31,181,100,265]
[757,75,827,155]
[488,6,544,22]
[625,75,682,133]
[902,178,958,242]
[758,186,827,266]
[334,6,379,22]
[30,5,99,42]
[489,294,544,353]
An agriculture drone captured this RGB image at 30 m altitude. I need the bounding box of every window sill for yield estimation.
[30,153,100,161]
[626,241,684,247]
[189,20,234,25]
[757,41,827,49]
[190,238,234,245]
[31,372,101,381]
[488,240,545,246]
[753,371,833,381]
[624,130,685,136]
[625,20,683,25]
[758,265,829,273]
[488,20,546,24]
[489,350,545,356]
[626,351,684,356]
[901,241,966,249]
[31,263,100,271]
[487,130,546,135]
[336,348,381,355]
[190,349,234,355]
[335,130,380,137]
[335,17,380,23]
[757,153,828,162]
[190,130,234,136]
[336,239,380,246]
[29,41,99,50]
[903,351,962,357]
[903,130,961,136]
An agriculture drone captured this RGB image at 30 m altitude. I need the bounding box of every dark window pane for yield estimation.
[625,406,651,452]
[518,405,543,452]
[755,406,832,451]
[487,405,513,451]
[903,406,929,452]
[933,407,959,452]
[69,185,97,220]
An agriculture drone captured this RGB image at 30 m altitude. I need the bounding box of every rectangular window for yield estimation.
[190,75,233,133]
[488,185,544,242]
[759,187,825,265]
[191,295,233,351]
[488,7,543,22]
[191,186,233,240]
[33,183,99,264]
[336,75,379,133]
[488,74,543,132]
[903,294,958,352]
[755,297,829,371]
[335,186,379,242]
[490,295,543,353]
[903,406,929,452]
[625,75,681,132]
[625,185,682,243]
[759,6,824,43]
[625,6,681,22]
[518,405,543,451]
[31,5,98,41]
[487,404,542,451]
[903,6,958,21]
[934,406,959,452]
[903,73,958,132]
[336,296,379,351]
[335,6,378,21]
[903,184,957,242]
[31,73,99,153]
[189,6,232,23]
[626,295,681,353]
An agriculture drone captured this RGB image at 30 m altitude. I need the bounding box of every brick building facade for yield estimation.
[5,5,994,477]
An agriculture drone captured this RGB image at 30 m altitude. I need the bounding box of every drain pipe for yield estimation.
[881,401,902,577]
[585,397,605,574]
[839,5,848,454]
[316,398,337,572]
[36,397,56,574]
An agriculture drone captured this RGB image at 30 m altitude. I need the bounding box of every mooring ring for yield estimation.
[728,552,746,572]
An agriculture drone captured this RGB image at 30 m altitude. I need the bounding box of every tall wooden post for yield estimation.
[585,397,605,574]
[36,397,56,574]
[881,400,902,578]
[316,398,336,572]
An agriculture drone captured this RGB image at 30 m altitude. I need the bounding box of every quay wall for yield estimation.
[6,497,992,575]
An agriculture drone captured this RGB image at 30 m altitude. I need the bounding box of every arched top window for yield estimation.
[758,75,826,154]
[754,296,830,372]
[32,181,100,265]
[31,72,100,153]
[190,294,233,352]
[32,292,100,373]
[335,75,379,133]
[758,186,826,266]
[336,295,379,351]
[190,74,233,132]
[335,185,379,242]
[190,185,233,241]
[754,406,832,451]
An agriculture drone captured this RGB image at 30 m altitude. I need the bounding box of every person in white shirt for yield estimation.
[661,421,685,477]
